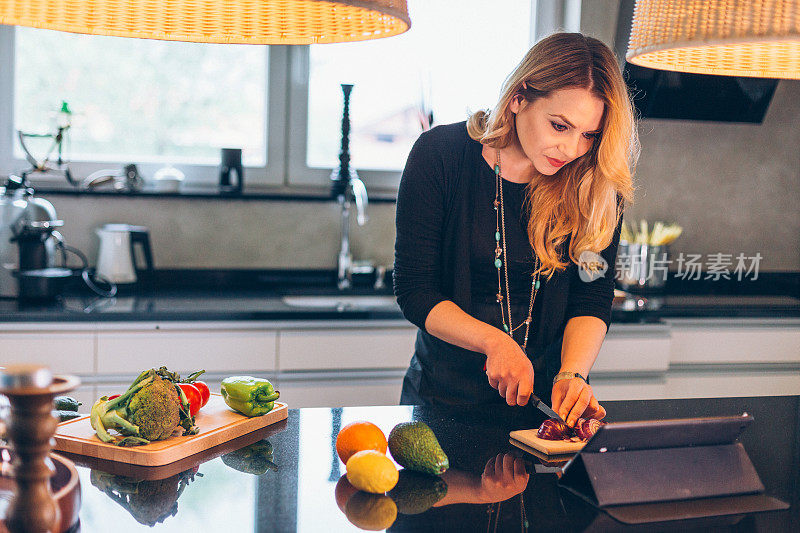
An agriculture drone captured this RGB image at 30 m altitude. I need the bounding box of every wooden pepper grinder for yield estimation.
[0,365,78,533]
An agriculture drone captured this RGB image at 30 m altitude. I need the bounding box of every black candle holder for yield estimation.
[330,84,354,198]
[219,148,244,194]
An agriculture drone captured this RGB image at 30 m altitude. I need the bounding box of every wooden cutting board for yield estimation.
[53,394,287,466]
[509,428,586,456]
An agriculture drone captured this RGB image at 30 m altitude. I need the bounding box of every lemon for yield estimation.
[345,492,398,530]
[346,450,399,494]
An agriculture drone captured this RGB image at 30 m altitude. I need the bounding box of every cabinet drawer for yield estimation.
[278,328,416,371]
[593,325,671,374]
[277,375,404,408]
[669,323,800,364]
[0,332,94,374]
[97,329,277,374]
[664,368,800,397]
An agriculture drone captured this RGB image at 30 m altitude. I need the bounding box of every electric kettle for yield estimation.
[95,224,153,284]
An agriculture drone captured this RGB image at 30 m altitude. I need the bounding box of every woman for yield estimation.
[393,33,637,427]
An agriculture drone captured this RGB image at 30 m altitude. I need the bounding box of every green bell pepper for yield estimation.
[221,440,278,475]
[221,376,280,417]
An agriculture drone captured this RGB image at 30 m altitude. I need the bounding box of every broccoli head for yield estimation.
[128,376,181,441]
[90,468,198,527]
[91,368,197,446]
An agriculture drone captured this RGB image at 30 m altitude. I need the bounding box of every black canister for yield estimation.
[219,148,244,193]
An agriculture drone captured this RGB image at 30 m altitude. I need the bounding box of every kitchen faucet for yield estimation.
[331,83,369,290]
[335,174,368,290]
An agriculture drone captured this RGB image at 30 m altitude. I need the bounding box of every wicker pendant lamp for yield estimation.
[627,0,800,79]
[0,0,411,44]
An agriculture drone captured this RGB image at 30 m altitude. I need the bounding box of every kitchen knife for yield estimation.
[528,392,566,423]
[481,361,566,423]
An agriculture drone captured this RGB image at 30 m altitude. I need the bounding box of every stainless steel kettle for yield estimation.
[0,177,28,297]
[0,176,66,298]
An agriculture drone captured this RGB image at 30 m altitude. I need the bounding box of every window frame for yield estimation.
[1,1,541,195]
[0,26,286,190]
[285,45,409,192]
[0,27,399,193]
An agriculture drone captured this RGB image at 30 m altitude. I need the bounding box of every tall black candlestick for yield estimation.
[331,84,354,198]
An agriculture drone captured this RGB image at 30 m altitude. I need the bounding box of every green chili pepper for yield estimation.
[220,376,280,417]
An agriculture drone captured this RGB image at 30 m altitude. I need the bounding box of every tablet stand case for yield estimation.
[558,413,789,517]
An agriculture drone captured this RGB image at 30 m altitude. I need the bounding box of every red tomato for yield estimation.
[192,381,211,407]
[177,383,202,416]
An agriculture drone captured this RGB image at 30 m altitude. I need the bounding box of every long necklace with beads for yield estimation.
[493,150,541,351]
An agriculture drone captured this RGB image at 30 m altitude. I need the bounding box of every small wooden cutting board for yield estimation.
[54,394,287,466]
[509,428,586,456]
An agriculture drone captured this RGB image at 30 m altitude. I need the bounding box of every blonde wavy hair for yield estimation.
[467,32,638,277]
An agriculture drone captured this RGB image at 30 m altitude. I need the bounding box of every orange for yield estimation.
[335,474,359,513]
[336,421,388,464]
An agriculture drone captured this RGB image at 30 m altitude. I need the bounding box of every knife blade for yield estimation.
[528,392,565,424]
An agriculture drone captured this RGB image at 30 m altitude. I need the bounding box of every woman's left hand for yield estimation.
[551,378,606,427]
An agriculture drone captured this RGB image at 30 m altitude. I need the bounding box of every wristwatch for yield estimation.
[553,371,587,384]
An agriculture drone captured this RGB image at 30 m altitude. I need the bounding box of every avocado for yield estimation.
[388,421,449,476]
[388,469,448,514]
[54,396,81,412]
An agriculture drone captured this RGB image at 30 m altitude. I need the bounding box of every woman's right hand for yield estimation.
[477,453,529,503]
[432,453,529,507]
[484,331,534,406]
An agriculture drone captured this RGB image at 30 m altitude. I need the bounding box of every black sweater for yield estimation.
[393,122,621,404]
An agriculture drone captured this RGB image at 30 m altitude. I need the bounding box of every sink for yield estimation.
[281,295,398,310]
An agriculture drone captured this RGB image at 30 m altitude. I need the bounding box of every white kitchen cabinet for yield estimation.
[276,371,406,408]
[96,325,277,375]
[5,317,800,406]
[666,318,800,365]
[593,367,800,400]
[590,376,669,401]
[277,327,415,371]
[0,331,94,375]
[592,318,800,401]
[592,324,671,374]
[663,367,800,398]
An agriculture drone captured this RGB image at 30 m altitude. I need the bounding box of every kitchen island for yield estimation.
[60,395,798,532]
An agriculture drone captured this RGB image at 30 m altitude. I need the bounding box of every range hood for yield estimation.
[614,0,778,124]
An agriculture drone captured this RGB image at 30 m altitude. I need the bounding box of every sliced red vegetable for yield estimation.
[108,394,120,400]
[177,383,202,416]
[574,418,604,440]
[192,381,211,407]
[537,418,570,440]
[537,417,604,441]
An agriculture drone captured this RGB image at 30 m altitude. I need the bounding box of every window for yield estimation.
[0,3,534,192]
[306,0,533,173]
[14,28,267,167]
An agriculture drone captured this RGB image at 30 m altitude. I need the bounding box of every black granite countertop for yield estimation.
[0,270,798,323]
[61,396,799,532]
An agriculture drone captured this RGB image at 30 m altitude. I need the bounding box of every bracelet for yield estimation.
[553,371,587,384]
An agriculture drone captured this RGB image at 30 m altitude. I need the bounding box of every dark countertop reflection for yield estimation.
[0,290,404,322]
[72,396,799,532]
[1,290,798,323]
[1,269,798,323]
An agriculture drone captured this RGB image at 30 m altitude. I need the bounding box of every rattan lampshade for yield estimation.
[627,0,800,79]
[0,0,410,44]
